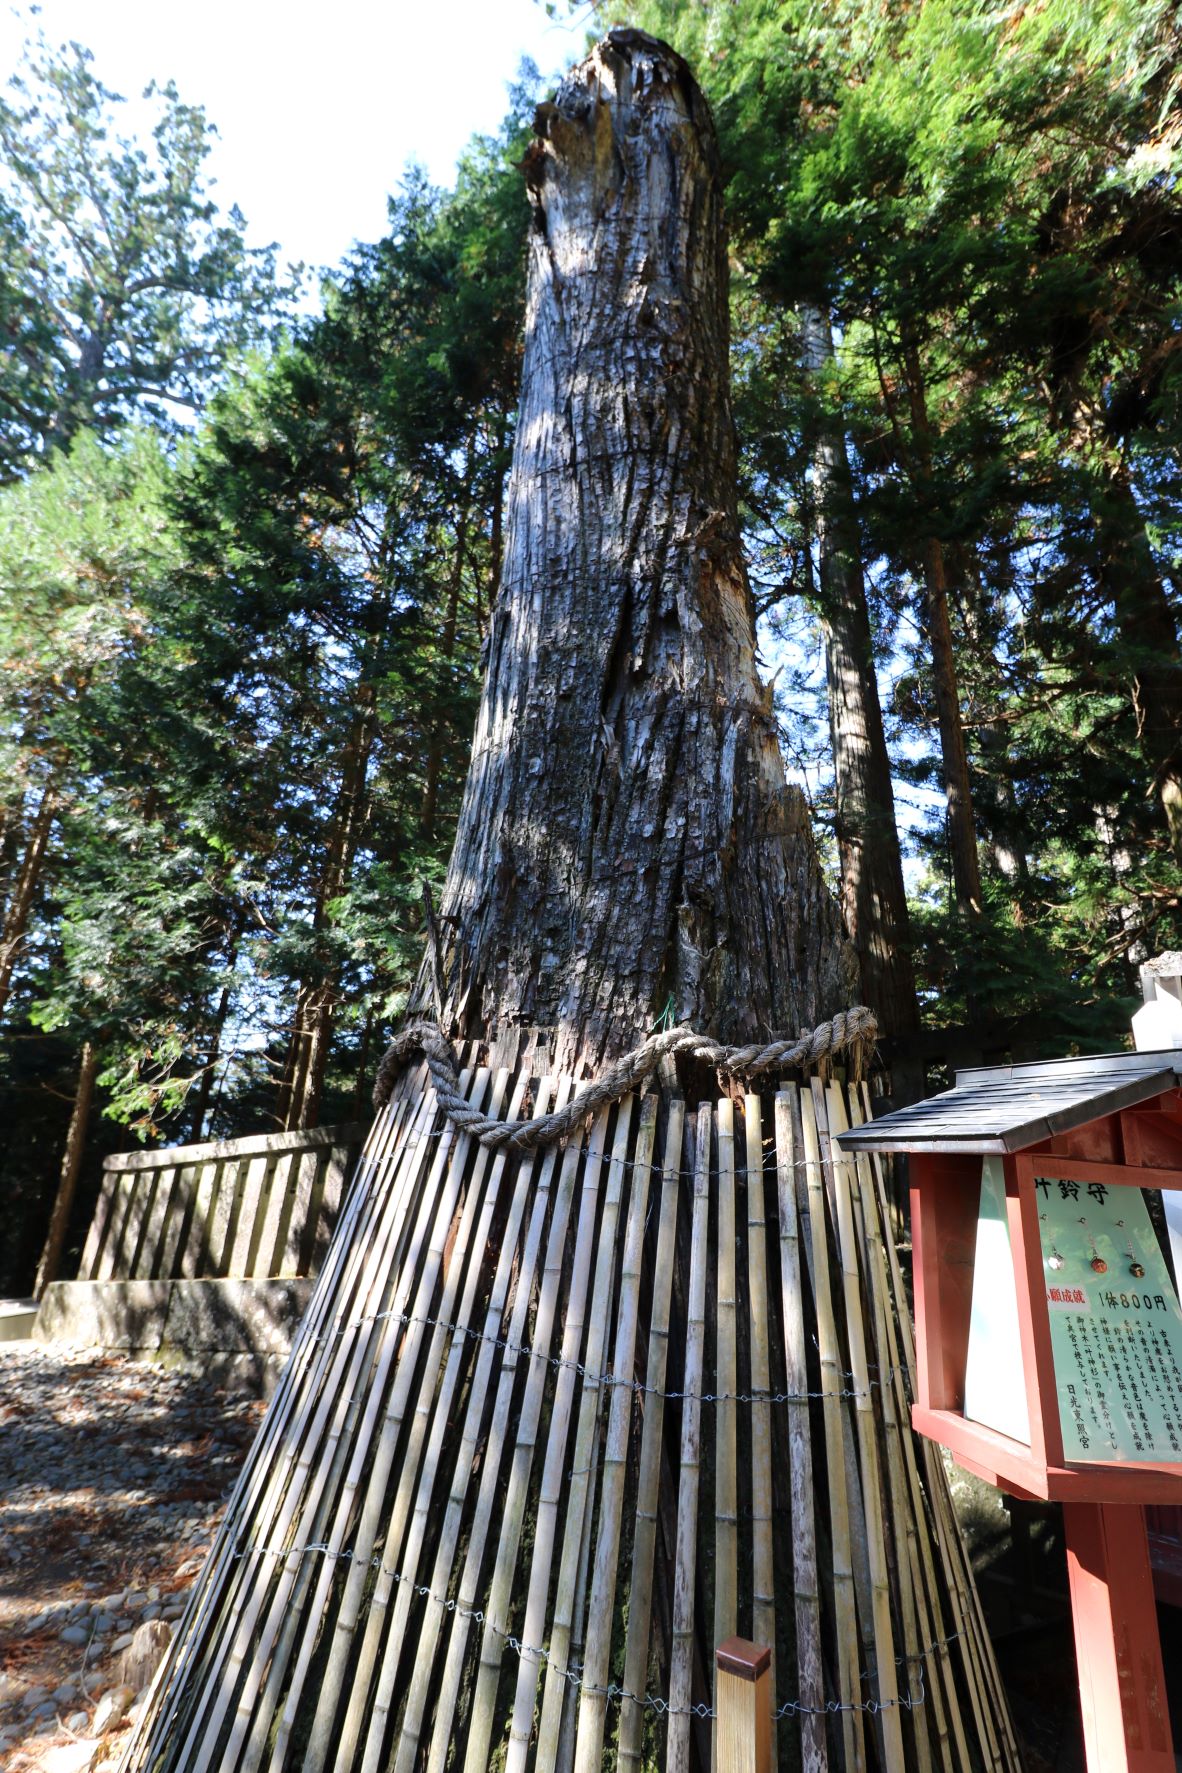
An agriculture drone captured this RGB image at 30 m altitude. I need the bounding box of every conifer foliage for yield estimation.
[3,5,1181,1289]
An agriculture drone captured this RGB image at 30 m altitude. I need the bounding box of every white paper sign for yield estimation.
[1036,1175,1182,1462]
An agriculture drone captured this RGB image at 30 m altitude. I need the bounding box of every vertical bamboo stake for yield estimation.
[841,1087,954,1773]
[813,1082,876,1690]
[573,1093,659,1773]
[519,1096,635,1773]
[617,1097,685,1770]
[313,1069,525,1770]
[265,1072,507,1769]
[826,1096,904,1768]
[667,1105,712,1773]
[773,1091,826,1773]
[715,1098,739,1654]
[715,1638,772,1773]
[224,1083,474,1771]
[171,1081,449,1771]
[128,1084,421,1772]
[458,1107,612,1773]
[743,1096,776,1680]
[860,1115,1009,1773]
[798,1084,864,1773]
[382,1082,577,1773]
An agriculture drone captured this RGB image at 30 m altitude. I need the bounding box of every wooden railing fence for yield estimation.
[77,1124,364,1284]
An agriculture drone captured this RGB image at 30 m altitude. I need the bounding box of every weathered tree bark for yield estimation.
[432,32,852,1072]
[0,783,56,1024]
[800,306,920,1067]
[33,1040,97,1298]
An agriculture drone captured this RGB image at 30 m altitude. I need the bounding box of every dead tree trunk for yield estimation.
[800,305,920,1072]
[432,31,852,1072]
[121,38,1020,1773]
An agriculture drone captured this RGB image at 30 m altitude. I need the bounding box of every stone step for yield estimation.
[0,1298,37,1342]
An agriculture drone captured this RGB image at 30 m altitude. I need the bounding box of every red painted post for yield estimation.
[1063,1502,1174,1772]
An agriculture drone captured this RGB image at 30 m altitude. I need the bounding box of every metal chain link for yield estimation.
[309,1302,905,1403]
[229,1540,953,1720]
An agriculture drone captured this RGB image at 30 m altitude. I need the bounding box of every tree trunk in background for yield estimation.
[1096,465,1182,861]
[800,306,920,1079]
[189,980,233,1143]
[953,544,1030,909]
[33,1040,97,1298]
[898,345,984,923]
[0,783,56,1024]
[419,503,468,841]
[431,32,852,1073]
[276,625,384,1132]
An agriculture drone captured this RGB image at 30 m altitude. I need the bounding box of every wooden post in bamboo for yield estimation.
[716,1638,772,1773]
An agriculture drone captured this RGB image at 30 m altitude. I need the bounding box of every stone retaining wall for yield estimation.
[32,1278,313,1393]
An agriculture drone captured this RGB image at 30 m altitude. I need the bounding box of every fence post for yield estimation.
[716,1637,772,1773]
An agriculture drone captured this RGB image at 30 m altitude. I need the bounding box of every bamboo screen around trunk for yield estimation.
[122,1058,1021,1773]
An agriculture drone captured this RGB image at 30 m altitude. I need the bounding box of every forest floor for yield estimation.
[0,1347,264,1772]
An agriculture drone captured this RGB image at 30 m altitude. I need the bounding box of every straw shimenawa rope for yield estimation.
[372,1007,878,1152]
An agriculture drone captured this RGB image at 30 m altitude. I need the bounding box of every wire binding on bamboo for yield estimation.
[121,1058,1021,1773]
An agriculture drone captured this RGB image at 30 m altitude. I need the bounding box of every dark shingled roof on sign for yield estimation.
[835,1050,1182,1155]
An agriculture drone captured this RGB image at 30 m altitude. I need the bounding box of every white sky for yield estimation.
[0,0,598,276]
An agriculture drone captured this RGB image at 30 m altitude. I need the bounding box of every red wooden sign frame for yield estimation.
[910,1153,1182,1503]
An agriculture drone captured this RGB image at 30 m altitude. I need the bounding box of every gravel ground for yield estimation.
[0,1346,265,1772]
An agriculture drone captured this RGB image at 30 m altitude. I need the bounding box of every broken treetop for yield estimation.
[836,1050,1182,1155]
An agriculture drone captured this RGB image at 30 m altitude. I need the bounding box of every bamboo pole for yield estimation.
[667,1105,712,1773]
[859,1111,1013,1773]
[797,1084,865,1772]
[825,1092,904,1768]
[127,1084,422,1772]
[572,1092,660,1773]
[463,1105,613,1773]
[744,1095,776,1675]
[529,1097,636,1771]
[357,1078,569,1773]
[773,1091,825,1773]
[263,1070,505,1769]
[813,1082,877,1698]
[391,1081,573,1773]
[166,1080,446,1770]
[714,1098,739,1653]
[617,1097,685,1771]
[410,1088,588,1773]
[232,1079,478,1770]
[844,1090,959,1773]
[307,1067,523,1769]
